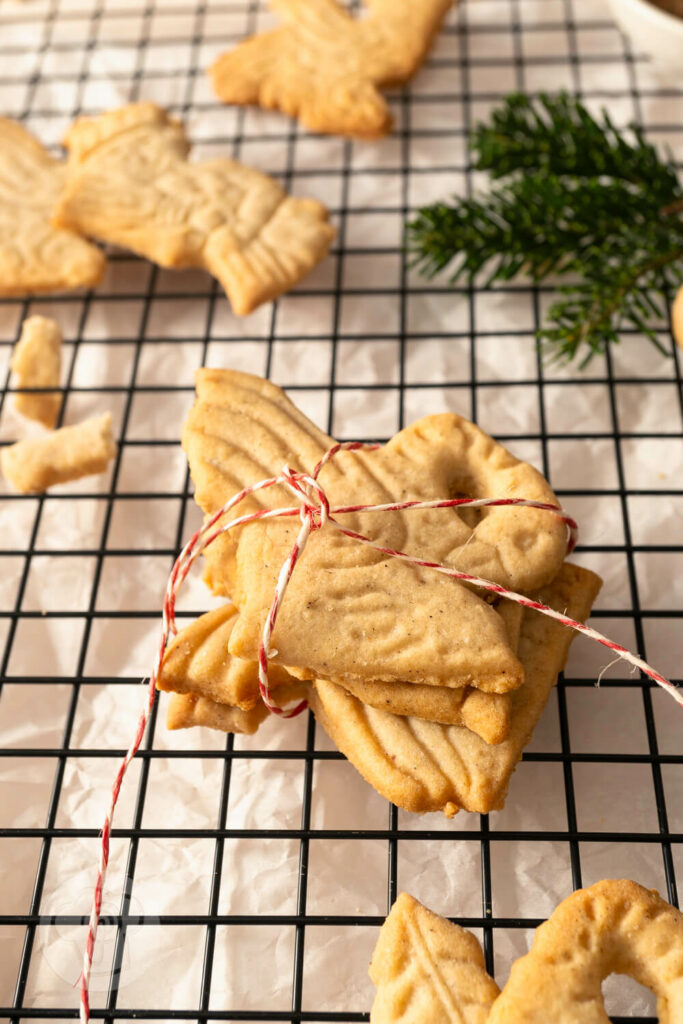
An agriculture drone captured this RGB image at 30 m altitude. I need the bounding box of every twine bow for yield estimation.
[79,441,681,1023]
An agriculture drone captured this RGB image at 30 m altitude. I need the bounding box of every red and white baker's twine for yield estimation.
[79,440,682,1022]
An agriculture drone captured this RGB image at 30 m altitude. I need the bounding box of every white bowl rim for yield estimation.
[616,0,683,33]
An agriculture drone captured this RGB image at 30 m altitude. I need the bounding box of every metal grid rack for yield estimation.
[0,0,682,1021]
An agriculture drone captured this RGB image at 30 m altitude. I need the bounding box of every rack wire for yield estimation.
[0,0,682,1021]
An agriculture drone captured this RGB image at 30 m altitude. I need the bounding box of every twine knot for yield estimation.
[281,464,331,532]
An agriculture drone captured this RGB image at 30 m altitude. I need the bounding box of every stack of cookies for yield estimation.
[157,369,602,817]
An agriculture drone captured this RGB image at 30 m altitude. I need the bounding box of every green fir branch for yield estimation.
[407,92,683,363]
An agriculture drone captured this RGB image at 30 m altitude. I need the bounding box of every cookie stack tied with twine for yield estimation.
[156,369,604,817]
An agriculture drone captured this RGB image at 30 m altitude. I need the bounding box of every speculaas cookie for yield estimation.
[309,562,602,815]
[1,412,117,493]
[371,892,499,1024]
[341,679,511,745]
[156,606,512,744]
[10,315,62,428]
[0,118,105,296]
[157,603,296,710]
[370,881,683,1023]
[210,0,453,139]
[342,600,522,742]
[52,103,335,315]
[166,691,269,735]
[182,369,569,695]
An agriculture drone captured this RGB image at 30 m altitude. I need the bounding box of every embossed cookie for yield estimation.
[10,315,62,428]
[342,679,511,745]
[210,0,453,139]
[53,103,335,315]
[165,683,309,734]
[157,603,296,710]
[343,599,521,741]
[167,692,269,735]
[157,605,513,744]
[370,893,499,1024]
[182,369,569,694]
[310,563,602,815]
[0,118,105,296]
[370,881,683,1023]
[1,412,116,493]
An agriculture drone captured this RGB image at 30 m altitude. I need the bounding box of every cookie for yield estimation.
[0,118,105,296]
[370,893,499,1024]
[157,606,511,743]
[370,882,683,1023]
[1,412,117,493]
[53,103,335,315]
[166,691,269,734]
[157,603,295,710]
[165,682,309,734]
[343,598,521,741]
[10,315,62,428]
[309,562,602,815]
[673,283,683,349]
[210,0,453,139]
[341,679,511,745]
[182,369,568,694]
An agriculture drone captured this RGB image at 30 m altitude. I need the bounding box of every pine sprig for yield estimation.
[408,93,683,363]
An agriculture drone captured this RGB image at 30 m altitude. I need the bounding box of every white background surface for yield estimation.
[0,0,682,1020]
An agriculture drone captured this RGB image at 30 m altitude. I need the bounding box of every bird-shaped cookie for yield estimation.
[210,0,453,138]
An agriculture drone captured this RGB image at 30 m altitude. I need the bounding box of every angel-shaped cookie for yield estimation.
[370,882,683,1022]
[210,0,453,138]
[0,118,105,296]
[53,104,335,315]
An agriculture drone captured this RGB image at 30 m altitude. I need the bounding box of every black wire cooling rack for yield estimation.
[1,0,682,1021]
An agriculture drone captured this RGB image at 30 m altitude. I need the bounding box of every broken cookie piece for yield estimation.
[10,315,62,428]
[53,103,335,315]
[1,412,117,493]
[0,118,105,296]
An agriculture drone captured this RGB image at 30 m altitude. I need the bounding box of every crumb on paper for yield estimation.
[10,315,62,428]
[1,412,117,493]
